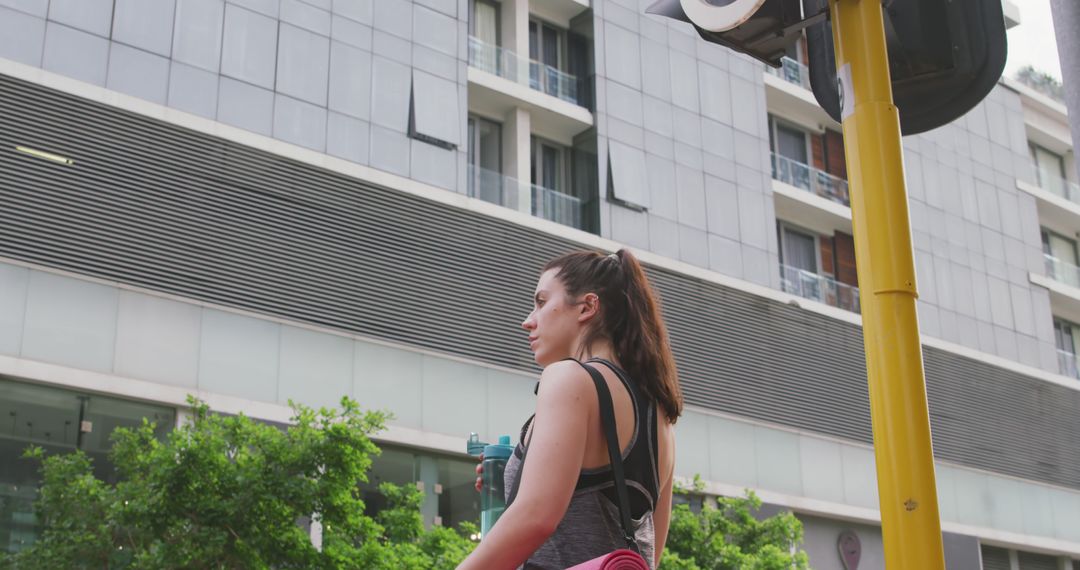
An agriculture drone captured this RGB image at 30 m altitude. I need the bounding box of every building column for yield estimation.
[417,455,440,527]
[1051,0,1080,183]
[501,0,531,82]
[504,107,532,214]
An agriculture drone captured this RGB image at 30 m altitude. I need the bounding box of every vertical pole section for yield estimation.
[827,0,946,568]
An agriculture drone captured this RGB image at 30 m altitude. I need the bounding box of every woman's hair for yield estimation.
[543,249,683,423]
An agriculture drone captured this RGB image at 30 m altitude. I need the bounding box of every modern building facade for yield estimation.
[0,0,1077,568]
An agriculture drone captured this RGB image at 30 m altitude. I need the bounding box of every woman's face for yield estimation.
[522,269,586,367]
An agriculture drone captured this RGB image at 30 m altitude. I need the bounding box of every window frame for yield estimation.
[768,115,812,167]
[530,136,569,194]
[469,0,501,45]
[1041,227,1079,265]
[777,221,822,275]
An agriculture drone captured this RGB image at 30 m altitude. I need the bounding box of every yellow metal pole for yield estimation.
[827,0,945,568]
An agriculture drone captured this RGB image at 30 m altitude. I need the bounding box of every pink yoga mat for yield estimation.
[565,549,650,570]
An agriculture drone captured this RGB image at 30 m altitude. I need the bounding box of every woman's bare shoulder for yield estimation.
[537,360,593,395]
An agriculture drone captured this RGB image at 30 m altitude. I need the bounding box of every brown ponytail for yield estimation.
[543,249,683,423]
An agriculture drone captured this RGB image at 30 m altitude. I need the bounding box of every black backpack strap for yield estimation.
[579,361,639,553]
[505,360,639,553]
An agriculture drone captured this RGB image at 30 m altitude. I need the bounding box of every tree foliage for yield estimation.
[661,476,811,570]
[1,397,476,569]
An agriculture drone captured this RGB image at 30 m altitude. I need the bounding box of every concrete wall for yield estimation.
[592,0,780,290]
[905,86,1058,372]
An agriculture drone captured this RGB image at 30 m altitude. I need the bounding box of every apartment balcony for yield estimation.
[466,37,593,141]
[1044,254,1080,289]
[763,58,836,132]
[532,183,583,230]
[771,154,853,240]
[1036,168,1080,204]
[1057,349,1080,380]
[1016,172,1080,235]
[1030,255,1080,327]
[468,37,581,105]
[779,264,861,313]
[467,164,519,211]
[772,153,850,207]
[765,57,811,91]
[466,165,585,231]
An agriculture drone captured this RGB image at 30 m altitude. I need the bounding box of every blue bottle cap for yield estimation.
[467,432,488,456]
[484,435,514,460]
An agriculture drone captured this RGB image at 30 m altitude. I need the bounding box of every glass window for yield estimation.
[531,137,566,193]
[529,21,563,69]
[1053,318,1080,355]
[1041,228,1078,265]
[1031,144,1068,197]
[360,445,480,530]
[467,116,504,206]
[471,0,499,46]
[780,225,818,274]
[437,456,481,529]
[529,20,567,97]
[0,378,175,553]
[775,123,809,165]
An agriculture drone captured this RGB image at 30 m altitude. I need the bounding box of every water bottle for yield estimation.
[480,435,513,536]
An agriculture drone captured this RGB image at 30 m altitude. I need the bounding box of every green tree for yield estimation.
[1,397,476,569]
[661,476,811,570]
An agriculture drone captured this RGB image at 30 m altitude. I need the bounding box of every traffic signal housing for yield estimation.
[647,0,1008,135]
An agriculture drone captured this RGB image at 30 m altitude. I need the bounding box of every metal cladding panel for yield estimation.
[1,73,1079,491]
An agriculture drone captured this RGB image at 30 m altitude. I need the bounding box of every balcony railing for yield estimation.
[1044,253,1080,288]
[1035,167,1080,205]
[532,184,583,230]
[771,153,850,207]
[467,165,585,230]
[467,164,518,210]
[1057,349,1080,380]
[468,36,581,106]
[780,264,861,313]
[765,56,811,90]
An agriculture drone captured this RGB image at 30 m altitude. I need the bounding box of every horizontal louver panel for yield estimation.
[1018,551,1058,570]
[981,546,1011,570]
[1,72,1079,491]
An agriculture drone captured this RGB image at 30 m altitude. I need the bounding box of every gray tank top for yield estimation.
[503,360,659,569]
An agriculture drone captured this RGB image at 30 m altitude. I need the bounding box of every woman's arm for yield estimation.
[457,361,593,570]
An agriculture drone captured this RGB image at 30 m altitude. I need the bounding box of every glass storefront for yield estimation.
[0,377,175,553]
[361,445,481,531]
[0,377,480,553]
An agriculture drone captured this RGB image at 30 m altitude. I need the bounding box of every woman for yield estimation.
[458,249,682,569]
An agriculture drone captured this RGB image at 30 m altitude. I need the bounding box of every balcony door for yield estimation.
[531,137,580,226]
[779,223,822,301]
[769,117,811,191]
[469,0,499,74]
[529,20,566,96]
[467,116,503,206]
[531,137,566,193]
[470,0,499,44]
[1031,144,1066,196]
[1042,228,1080,287]
[1053,318,1080,378]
